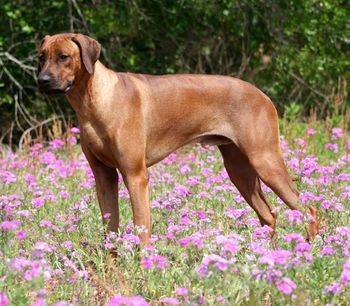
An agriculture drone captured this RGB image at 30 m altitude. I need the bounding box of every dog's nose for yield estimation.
[38,74,52,86]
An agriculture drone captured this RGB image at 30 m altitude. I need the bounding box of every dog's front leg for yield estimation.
[122,168,151,245]
[82,146,120,233]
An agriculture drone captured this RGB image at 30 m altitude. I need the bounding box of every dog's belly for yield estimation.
[145,134,231,167]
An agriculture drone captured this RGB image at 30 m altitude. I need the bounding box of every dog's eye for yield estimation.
[39,54,45,63]
[59,54,69,61]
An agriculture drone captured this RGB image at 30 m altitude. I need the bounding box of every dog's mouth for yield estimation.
[64,82,73,93]
[39,81,73,95]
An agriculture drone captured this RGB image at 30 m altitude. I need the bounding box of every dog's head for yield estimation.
[37,33,101,94]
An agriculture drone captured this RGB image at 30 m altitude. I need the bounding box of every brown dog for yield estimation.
[37,33,319,244]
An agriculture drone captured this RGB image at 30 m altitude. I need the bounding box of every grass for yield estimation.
[0,118,349,306]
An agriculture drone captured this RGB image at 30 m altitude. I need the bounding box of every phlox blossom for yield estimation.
[0,292,9,306]
[331,128,343,140]
[109,295,148,306]
[162,298,180,305]
[276,277,297,295]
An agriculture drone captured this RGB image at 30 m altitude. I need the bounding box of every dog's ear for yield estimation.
[39,35,50,50]
[72,34,101,75]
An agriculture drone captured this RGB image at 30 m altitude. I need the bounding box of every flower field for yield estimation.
[0,122,349,306]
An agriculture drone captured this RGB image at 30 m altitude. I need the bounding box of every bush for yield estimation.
[0,0,349,144]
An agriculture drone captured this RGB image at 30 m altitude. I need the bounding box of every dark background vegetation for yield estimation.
[0,0,349,145]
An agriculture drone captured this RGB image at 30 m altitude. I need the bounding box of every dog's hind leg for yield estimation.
[218,143,276,235]
[247,146,319,241]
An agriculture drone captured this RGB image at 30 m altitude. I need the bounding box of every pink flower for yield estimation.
[30,297,47,306]
[24,266,41,281]
[179,165,192,174]
[307,128,316,135]
[103,213,111,219]
[109,295,148,306]
[198,254,235,278]
[294,138,305,147]
[261,250,292,267]
[276,277,297,295]
[324,282,341,294]
[141,255,168,269]
[176,287,188,296]
[70,127,80,134]
[331,128,343,140]
[174,185,191,198]
[284,233,304,243]
[201,167,213,177]
[295,242,311,252]
[17,210,33,218]
[224,208,248,220]
[18,230,26,242]
[284,210,303,224]
[0,292,9,306]
[25,173,37,186]
[67,136,77,145]
[341,259,350,286]
[321,200,333,209]
[35,241,55,253]
[253,226,273,240]
[288,157,299,172]
[141,257,153,269]
[0,220,20,231]
[320,246,334,256]
[177,236,204,249]
[61,241,73,250]
[32,197,45,209]
[105,242,115,249]
[53,302,70,306]
[109,296,128,305]
[325,143,338,153]
[162,298,180,305]
[0,171,17,184]
[153,255,168,269]
[49,139,65,149]
[40,220,53,228]
[59,190,70,198]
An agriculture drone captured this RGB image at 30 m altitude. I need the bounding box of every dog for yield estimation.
[37,33,319,244]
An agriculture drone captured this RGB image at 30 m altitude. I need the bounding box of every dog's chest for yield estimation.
[82,123,118,167]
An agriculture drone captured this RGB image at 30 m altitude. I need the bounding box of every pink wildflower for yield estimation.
[109,295,148,306]
[162,298,180,305]
[284,210,303,224]
[18,230,26,242]
[176,287,188,296]
[49,139,65,149]
[331,128,343,140]
[0,220,20,231]
[341,259,350,286]
[70,127,80,134]
[32,197,45,209]
[307,128,316,135]
[276,277,297,295]
[0,292,9,306]
[325,143,338,153]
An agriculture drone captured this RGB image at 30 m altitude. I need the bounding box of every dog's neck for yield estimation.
[65,61,118,120]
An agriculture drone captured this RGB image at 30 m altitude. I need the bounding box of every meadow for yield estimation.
[0,119,349,306]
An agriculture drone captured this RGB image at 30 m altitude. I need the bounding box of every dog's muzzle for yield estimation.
[38,73,72,94]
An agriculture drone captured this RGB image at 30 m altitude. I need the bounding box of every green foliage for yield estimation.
[0,0,349,144]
